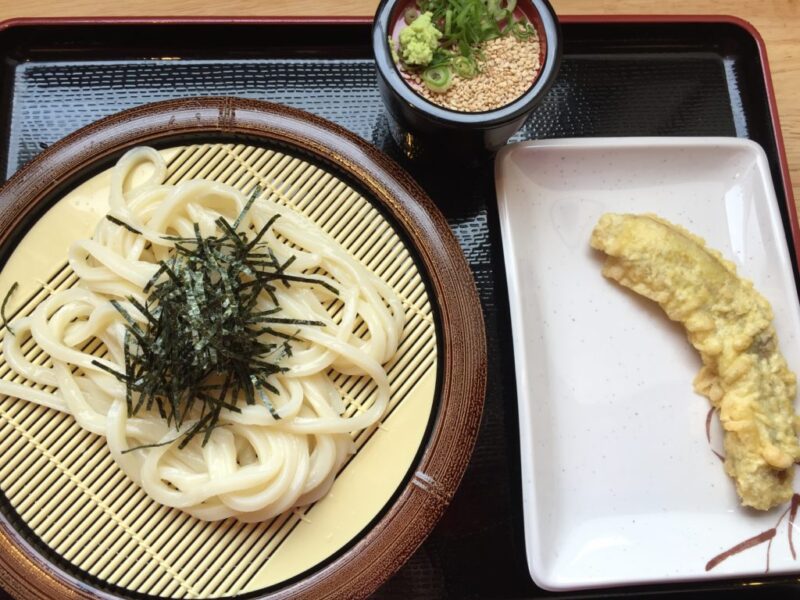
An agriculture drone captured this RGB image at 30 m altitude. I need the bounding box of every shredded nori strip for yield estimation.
[1,282,18,335]
[103,192,331,450]
[106,214,142,235]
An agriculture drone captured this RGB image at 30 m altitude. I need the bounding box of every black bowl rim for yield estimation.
[372,0,562,127]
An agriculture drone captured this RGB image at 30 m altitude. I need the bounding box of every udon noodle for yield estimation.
[0,147,404,522]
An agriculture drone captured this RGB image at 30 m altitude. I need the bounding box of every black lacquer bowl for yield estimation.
[372,0,562,162]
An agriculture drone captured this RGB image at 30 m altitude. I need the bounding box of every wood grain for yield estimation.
[0,0,797,211]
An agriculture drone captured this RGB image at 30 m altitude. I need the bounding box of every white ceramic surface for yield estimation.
[495,137,800,590]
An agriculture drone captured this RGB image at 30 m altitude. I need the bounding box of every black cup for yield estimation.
[372,0,561,163]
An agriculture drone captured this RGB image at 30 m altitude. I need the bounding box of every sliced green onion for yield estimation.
[510,19,536,40]
[506,0,517,13]
[403,7,419,25]
[452,55,477,78]
[422,65,453,93]
[480,16,501,39]
[488,0,508,21]
[430,47,455,68]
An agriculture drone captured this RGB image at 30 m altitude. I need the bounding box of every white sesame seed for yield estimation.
[409,32,541,112]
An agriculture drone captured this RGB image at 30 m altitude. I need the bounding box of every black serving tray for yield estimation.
[0,15,797,600]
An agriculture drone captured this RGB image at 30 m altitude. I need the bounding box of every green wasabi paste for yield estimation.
[398,11,442,66]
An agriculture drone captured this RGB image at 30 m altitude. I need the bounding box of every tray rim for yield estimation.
[0,14,793,269]
[0,98,488,600]
[0,15,795,597]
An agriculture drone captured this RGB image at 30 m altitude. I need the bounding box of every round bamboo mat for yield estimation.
[0,98,486,600]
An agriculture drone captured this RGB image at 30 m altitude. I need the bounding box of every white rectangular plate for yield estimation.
[495,137,800,590]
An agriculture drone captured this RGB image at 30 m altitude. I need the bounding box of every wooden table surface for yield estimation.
[1,0,799,208]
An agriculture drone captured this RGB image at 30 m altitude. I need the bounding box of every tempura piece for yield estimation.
[591,213,800,510]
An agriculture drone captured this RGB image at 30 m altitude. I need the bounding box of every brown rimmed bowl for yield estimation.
[0,97,486,600]
[373,0,562,162]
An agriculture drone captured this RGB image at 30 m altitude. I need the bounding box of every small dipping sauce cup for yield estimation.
[373,0,561,162]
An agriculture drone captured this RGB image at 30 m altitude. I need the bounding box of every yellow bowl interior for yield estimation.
[0,143,438,598]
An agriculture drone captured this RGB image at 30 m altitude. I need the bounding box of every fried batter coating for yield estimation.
[591,213,800,510]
